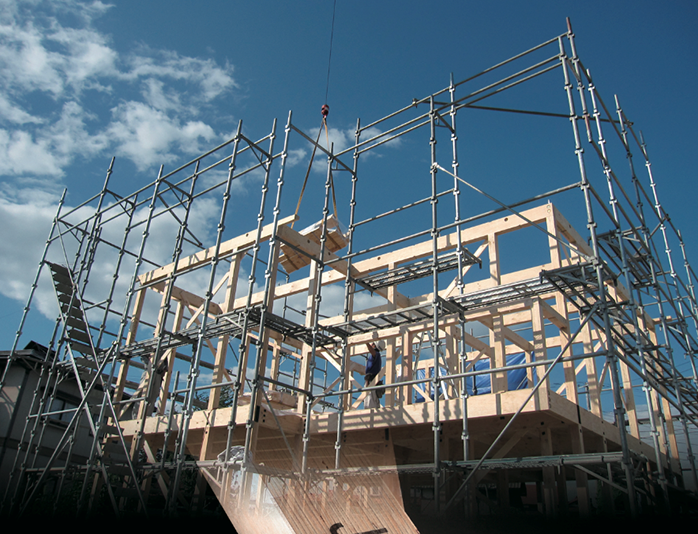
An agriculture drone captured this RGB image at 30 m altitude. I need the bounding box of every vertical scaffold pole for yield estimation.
[335,118,361,469]
[224,114,290,477]
[638,132,698,491]
[449,73,470,468]
[135,161,200,459]
[170,121,249,512]
[561,24,638,515]
[677,229,698,385]
[302,139,335,475]
[95,195,137,349]
[239,118,287,493]
[614,94,671,506]
[74,157,115,307]
[0,319,60,515]
[429,95,442,513]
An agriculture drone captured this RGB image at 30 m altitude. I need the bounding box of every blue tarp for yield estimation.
[414,353,528,402]
[414,366,447,402]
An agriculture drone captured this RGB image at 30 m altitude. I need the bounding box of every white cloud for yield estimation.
[0,196,60,317]
[0,129,62,176]
[48,101,108,158]
[0,102,106,177]
[0,19,64,95]
[307,126,402,172]
[0,94,42,124]
[123,48,236,102]
[0,0,242,327]
[0,188,224,327]
[0,0,238,178]
[107,101,216,170]
[49,25,118,91]
[141,78,183,113]
[286,148,308,168]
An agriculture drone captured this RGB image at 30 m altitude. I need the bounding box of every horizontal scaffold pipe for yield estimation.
[354,33,563,134]
[353,189,454,228]
[452,56,561,110]
[462,104,619,123]
[289,123,354,174]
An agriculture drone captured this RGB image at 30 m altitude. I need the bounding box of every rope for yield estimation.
[291,0,339,230]
[292,124,324,229]
[324,118,338,220]
[325,0,337,105]
[292,119,338,230]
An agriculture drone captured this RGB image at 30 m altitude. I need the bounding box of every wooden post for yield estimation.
[570,425,590,517]
[402,330,414,406]
[297,260,320,415]
[540,425,557,516]
[208,254,241,410]
[531,300,548,389]
[490,314,507,393]
[385,269,397,407]
[156,301,184,415]
[582,322,602,417]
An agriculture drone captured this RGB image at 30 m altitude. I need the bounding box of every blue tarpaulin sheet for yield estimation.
[414,353,528,402]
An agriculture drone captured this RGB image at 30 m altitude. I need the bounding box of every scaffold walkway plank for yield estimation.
[356,249,481,291]
[329,296,468,338]
[331,275,556,338]
[119,305,342,359]
[450,276,556,311]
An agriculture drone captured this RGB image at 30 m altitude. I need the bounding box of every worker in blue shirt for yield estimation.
[364,341,382,408]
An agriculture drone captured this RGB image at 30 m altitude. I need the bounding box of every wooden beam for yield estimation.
[277,224,410,308]
[139,214,297,285]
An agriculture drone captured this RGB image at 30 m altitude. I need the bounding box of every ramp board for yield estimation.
[200,448,419,534]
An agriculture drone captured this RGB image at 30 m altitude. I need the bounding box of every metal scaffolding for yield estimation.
[2,19,697,529]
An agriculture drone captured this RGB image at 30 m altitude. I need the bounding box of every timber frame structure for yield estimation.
[2,20,698,529]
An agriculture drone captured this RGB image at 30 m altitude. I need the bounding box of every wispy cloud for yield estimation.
[0,0,241,321]
[306,126,402,171]
[106,101,216,170]
[0,0,237,180]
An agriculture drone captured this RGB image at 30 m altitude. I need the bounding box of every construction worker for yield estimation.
[364,341,383,409]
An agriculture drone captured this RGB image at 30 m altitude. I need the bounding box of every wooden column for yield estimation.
[488,232,500,285]
[157,301,184,415]
[582,322,602,417]
[384,270,397,407]
[619,359,640,439]
[540,425,557,516]
[114,287,146,409]
[297,260,320,415]
[490,314,507,393]
[245,244,281,458]
[555,294,578,405]
[570,424,590,517]
[401,330,414,406]
[208,254,241,410]
[268,343,282,391]
[531,300,548,389]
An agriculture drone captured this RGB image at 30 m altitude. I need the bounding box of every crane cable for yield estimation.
[292,0,338,229]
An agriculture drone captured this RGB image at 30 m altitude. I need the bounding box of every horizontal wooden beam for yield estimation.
[139,214,298,285]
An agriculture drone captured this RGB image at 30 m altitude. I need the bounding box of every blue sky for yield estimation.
[1,0,697,350]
